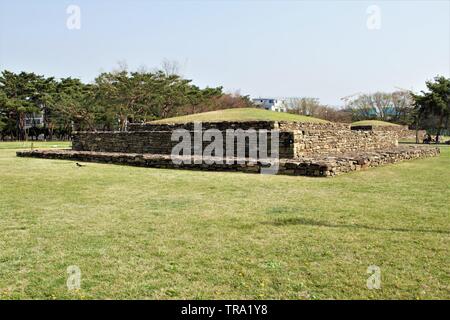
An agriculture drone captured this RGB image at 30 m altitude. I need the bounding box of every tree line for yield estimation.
[1,67,448,143]
[411,76,450,142]
[347,76,449,142]
[288,76,450,142]
[0,67,252,141]
[285,93,415,124]
[285,97,353,123]
[346,90,414,124]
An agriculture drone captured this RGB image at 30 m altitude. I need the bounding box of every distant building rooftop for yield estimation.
[252,98,287,113]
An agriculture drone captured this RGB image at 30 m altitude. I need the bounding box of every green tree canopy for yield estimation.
[0,71,49,139]
[0,67,252,140]
[412,76,450,142]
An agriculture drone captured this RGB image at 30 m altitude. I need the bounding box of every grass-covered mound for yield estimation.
[152,108,328,124]
[351,120,401,127]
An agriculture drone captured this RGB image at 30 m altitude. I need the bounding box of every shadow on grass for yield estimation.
[267,217,450,235]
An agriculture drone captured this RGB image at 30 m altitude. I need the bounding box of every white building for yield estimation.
[25,113,44,129]
[252,98,287,113]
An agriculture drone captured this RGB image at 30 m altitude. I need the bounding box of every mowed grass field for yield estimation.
[0,142,449,299]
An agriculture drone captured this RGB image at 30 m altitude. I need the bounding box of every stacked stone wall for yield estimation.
[73,120,404,159]
[278,122,398,156]
[351,124,426,140]
[293,128,397,156]
[72,130,294,159]
[17,146,440,177]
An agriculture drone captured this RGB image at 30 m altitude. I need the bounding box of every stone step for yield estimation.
[16,146,440,177]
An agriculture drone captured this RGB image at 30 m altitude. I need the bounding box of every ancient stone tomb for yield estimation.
[17,120,439,177]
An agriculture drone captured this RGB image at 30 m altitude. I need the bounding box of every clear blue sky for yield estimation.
[0,0,449,105]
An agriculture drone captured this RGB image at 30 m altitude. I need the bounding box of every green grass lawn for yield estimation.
[0,141,71,150]
[399,136,450,144]
[351,120,401,127]
[0,142,449,299]
[152,108,328,124]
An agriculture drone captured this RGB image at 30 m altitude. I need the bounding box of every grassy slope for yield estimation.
[0,143,449,299]
[352,120,401,127]
[152,108,328,124]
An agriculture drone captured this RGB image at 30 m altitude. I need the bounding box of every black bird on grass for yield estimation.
[76,162,86,167]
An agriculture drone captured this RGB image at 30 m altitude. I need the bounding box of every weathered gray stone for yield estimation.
[16,120,440,177]
[17,145,440,177]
